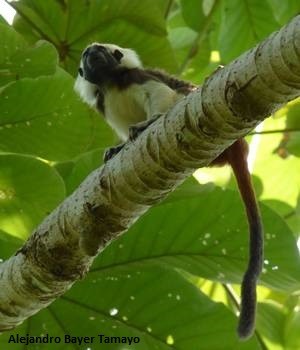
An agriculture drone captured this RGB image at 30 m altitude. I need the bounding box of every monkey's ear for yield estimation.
[113,49,123,62]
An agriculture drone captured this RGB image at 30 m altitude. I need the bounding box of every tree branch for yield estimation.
[1,15,300,331]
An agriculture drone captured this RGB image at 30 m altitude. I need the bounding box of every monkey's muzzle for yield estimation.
[80,45,119,85]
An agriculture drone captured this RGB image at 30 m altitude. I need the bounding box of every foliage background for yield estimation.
[0,0,300,349]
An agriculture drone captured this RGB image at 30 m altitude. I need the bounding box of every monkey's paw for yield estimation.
[129,115,162,141]
[103,144,125,163]
[129,125,142,141]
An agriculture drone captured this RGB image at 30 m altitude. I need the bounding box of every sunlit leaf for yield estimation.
[0,22,57,87]
[12,0,177,74]
[0,154,65,239]
[0,266,260,349]
[93,188,300,292]
[0,68,112,161]
[219,0,279,62]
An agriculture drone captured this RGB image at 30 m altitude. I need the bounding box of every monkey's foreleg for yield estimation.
[105,114,163,162]
[103,143,125,162]
[129,114,162,140]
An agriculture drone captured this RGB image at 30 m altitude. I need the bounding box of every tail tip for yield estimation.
[237,322,255,340]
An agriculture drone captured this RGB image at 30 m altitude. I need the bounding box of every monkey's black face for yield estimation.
[79,45,124,85]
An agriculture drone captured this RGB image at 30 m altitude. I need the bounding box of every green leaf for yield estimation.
[0,266,260,349]
[285,100,300,130]
[66,0,167,40]
[284,132,300,157]
[267,0,300,25]
[53,160,75,184]
[0,41,58,87]
[256,302,285,349]
[262,199,300,235]
[219,0,279,62]
[0,68,112,161]
[64,149,104,195]
[169,27,198,52]
[253,118,300,207]
[256,300,300,350]
[162,176,215,204]
[284,305,300,350]
[0,15,8,25]
[181,37,211,84]
[92,188,300,292]
[69,21,177,74]
[12,0,177,74]
[0,229,23,259]
[283,102,300,157]
[171,2,215,80]
[67,19,177,72]
[0,24,58,86]
[0,21,27,64]
[0,23,57,87]
[0,154,65,239]
[168,26,211,81]
[180,0,206,32]
[11,0,70,44]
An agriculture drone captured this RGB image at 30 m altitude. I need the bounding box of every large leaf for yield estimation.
[0,21,26,64]
[0,23,57,87]
[0,68,112,161]
[0,230,23,260]
[0,21,113,162]
[11,0,177,74]
[0,154,65,239]
[267,0,300,25]
[262,199,300,236]
[180,0,206,32]
[256,301,286,350]
[284,303,300,350]
[0,266,260,349]
[283,101,300,157]
[169,2,216,80]
[256,300,300,350]
[92,188,300,292]
[219,0,279,62]
[63,148,104,195]
[253,118,300,208]
[68,20,176,73]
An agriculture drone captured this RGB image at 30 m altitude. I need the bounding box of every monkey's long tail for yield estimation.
[228,140,264,340]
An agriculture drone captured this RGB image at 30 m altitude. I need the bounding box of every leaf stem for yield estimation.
[177,0,221,75]
[250,128,300,135]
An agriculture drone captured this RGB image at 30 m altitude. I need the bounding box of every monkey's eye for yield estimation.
[78,67,83,77]
[113,49,123,62]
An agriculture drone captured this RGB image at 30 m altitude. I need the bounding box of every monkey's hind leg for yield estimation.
[129,114,162,141]
[103,143,125,163]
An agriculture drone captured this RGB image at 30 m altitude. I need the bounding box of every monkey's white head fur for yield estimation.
[74,43,142,108]
[102,43,142,69]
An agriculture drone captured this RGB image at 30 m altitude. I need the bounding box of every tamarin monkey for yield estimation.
[74,43,263,339]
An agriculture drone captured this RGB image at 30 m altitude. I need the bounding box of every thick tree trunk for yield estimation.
[1,15,300,331]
